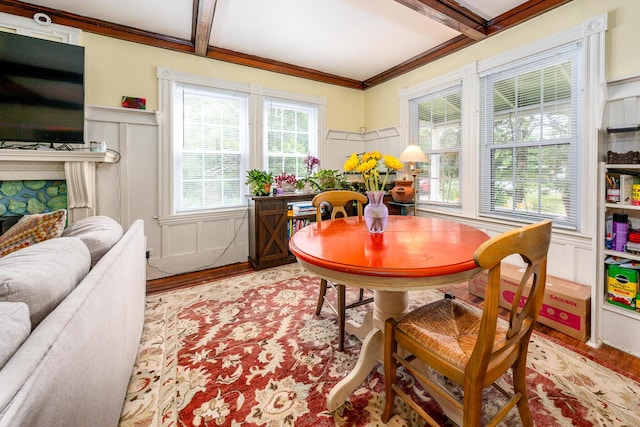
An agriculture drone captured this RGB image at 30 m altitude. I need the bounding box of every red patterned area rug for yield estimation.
[119,264,640,426]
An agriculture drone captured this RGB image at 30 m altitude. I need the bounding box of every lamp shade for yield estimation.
[399,145,428,163]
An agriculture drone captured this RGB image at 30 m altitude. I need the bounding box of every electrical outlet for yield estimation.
[146,248,152,259]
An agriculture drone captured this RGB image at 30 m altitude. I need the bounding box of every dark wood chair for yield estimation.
[382,219,553,426]
[312,190,373,351]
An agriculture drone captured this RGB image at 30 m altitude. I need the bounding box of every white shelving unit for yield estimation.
[598,161,640,356]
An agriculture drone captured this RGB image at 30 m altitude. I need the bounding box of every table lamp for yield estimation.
[399,144,428,216]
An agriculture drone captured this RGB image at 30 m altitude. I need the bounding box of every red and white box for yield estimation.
[468,263,591,341]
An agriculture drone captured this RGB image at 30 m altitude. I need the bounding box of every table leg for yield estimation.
[344,310,373,339]
[327,290,410,412]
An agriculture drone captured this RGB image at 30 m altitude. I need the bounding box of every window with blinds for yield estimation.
[265,98,317,177]
[479,42,581,229]
[410,84,462,206]
[173,84,248,212]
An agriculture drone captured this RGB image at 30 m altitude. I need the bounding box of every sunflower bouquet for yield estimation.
[343,151,403,192]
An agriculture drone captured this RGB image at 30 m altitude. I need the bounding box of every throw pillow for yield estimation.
[0,209,67,257]
[0,236,90,328]
[0,301,31,369]
[61,216,124,266]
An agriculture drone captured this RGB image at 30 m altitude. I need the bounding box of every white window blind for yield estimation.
[479,42,581,229]
[173,84,248,212]
[265,98,317,177]
[410,83,462,206]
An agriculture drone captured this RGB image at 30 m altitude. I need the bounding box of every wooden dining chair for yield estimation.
[382,219,553,426]
[312,190,373,351]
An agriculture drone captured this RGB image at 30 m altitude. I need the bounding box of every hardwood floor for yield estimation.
[146,262,640,381]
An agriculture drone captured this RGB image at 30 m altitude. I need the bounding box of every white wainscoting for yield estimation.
[87,105,250,280]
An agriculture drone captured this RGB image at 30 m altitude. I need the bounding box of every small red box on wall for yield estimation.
[122,96,146,110]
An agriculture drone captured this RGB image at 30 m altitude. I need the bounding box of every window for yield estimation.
[410,84,462,206]
[479,43,581,228]
[173,84,248,212]
[264,98,318,177]
[157,67,326,219]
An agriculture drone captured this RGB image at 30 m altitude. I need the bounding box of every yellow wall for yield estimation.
[364,0,640,129]
[82,33,365,131]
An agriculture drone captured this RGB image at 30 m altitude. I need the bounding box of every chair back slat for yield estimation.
[470,220,552,372]
[312,190,367,223]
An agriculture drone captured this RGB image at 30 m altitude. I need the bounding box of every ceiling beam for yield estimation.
[394,0,487,41]
[193,0,217,56]
[485,0,574,35]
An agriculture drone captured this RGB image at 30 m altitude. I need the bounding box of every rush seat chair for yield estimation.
[312,190,373,351]
[382,219,553,426]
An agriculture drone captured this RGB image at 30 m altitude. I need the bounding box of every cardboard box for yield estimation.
[468,263,591,341]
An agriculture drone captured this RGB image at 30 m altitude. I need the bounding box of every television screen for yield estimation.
[0,31,85,145]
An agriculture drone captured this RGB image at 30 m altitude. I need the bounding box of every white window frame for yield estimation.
[479,42,582,229]
[399,14,607,235]
[410,82,464,207]
[157,67,326,223]
[172,83,249,213]
[263,97,319,177]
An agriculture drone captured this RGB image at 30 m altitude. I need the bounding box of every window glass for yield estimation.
[174,85,247,212]
[265,98,317,177]
[411,85,462,205]
[479,43,580,228]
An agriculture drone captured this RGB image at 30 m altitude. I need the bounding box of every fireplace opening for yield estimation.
[0,180,67,235]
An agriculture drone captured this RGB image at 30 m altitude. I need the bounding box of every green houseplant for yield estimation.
[245,169,273,196]
[312,169,349,191]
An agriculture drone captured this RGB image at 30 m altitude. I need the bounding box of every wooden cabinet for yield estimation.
[248,192,405,270]
[247,194,315,270]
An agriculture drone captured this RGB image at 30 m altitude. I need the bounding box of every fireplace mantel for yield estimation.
[0,149,117,223]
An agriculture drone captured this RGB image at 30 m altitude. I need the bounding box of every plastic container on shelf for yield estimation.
[613,213,629,252]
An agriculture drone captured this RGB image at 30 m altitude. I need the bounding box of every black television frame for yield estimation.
[0,31,85,146]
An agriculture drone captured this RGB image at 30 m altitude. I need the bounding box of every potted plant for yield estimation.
[312,169,348,191]
[245,169,273,196]
[274,172,298,193]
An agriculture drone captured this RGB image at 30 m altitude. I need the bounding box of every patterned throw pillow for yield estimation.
[0,209,67,257]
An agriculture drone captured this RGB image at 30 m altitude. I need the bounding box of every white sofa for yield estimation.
[0,217,146,427]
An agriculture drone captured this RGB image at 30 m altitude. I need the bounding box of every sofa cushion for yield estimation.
[62,216,124,266]
[0,209,67,257]
[0,302,30,369]
[0,236,90,328]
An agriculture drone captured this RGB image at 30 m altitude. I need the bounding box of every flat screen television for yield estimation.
[0,31,85,145]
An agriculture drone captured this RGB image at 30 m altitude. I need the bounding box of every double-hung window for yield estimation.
[158,67,325,219]
[479,43,581,229]
[410,84,462,206]
[264,98,318,176]
[173,84,248,212]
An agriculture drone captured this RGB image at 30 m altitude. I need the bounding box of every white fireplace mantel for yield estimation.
[0,149,117,223]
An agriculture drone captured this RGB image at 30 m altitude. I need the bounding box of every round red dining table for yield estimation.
[289,215,490,415]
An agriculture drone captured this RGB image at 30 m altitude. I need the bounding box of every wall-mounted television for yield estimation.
[0,31,85,145]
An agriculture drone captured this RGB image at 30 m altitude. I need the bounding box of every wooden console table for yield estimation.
[247,194,316,270]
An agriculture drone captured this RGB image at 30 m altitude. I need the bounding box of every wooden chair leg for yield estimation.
[358,288,365,301]
[315,278,328,316]
[513,355,533,427]
[382,318,398,422]
[337,284,346,351]
[462,379,484,427]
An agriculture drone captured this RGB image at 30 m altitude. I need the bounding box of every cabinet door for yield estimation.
[255,198,289,264]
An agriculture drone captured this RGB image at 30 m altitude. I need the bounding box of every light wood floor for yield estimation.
[146,262,640,382]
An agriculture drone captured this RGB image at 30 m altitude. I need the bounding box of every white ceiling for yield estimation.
[9,0,568,87]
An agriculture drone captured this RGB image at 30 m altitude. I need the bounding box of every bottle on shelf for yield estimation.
[612,213,629,252]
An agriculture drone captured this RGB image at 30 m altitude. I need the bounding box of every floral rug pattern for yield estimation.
[119,264,640,426]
